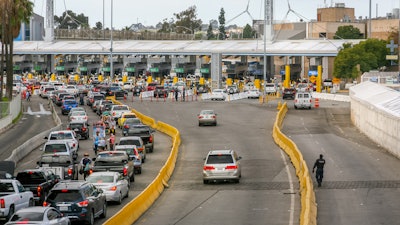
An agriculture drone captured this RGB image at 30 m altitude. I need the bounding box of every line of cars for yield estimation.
[0,82,160,224]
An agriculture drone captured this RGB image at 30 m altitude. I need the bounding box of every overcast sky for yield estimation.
[32,0,400,29]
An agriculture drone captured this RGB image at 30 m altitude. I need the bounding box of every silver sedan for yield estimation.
[5,206,70,225]
[86,171,129,204]
[198,109,217,126]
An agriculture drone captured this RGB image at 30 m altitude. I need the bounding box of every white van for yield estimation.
[264,83,277,94]
[294,92,312,109]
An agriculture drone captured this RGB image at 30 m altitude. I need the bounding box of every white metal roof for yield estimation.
[350,81,400,117]
[13,39,362,56]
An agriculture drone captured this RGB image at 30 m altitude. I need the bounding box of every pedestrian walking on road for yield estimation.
[26,90,31,101]
[182,87,186,101]
[174,89,179,101]
[312,154,326,187]
[80,153,92,180]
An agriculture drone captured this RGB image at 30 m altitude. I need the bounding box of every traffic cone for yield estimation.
[314,98,319,108]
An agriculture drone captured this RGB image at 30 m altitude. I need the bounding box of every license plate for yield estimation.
[59,206,69,211]
[74,128,79,131]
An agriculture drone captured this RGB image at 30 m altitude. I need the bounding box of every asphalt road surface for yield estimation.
[282,99,400,225]
[121,97,300,225]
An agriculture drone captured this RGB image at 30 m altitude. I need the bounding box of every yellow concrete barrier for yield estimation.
[272,102,317,225]
[104,100,181,225]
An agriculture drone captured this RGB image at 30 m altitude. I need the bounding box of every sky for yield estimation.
[32,0,400,29]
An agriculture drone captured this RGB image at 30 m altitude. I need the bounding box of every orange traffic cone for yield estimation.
[314,98,319,108]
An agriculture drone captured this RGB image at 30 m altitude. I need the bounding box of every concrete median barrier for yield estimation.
[272,102,317,225]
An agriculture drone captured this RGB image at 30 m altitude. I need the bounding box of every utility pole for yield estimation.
[45,0,54,41]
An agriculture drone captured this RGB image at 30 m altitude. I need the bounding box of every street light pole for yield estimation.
[110,0,114,82]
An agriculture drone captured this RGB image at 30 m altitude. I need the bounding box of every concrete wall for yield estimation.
[0,94,22,133]
[350,82,400,158]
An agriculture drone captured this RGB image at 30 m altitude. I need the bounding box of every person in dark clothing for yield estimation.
[174,88,179,101]
[312,154,326,187]
[182,87,185,101]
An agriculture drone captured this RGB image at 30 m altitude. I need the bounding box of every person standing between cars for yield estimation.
[26,90,31,101]
[108,134,115,150]
[312,154,326,187]
[174,88,179,101]
[182,87,186,101]
[80,153,92,180]
[93,132,100,155]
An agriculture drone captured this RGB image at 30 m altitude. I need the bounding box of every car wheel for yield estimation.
[234,179,240,183]
[29,198,34,206]
[214,122,217,126]
[198,122,202,126]
[138,168,142,174]
[87,210,94,225]
[130,173,135,182]
[203,180,208,184]
[142,158,145,163]
[117,192,122,205]
[100,202,107,218]
[7,205,14,221]
[126,189,130,198]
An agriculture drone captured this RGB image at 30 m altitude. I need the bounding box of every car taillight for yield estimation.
[70,117,75,120]
[211,116,216,119]
[68,168,73,176]
[124,125,129,129]
[37,186,42,197]
[149,135,153,143]
[0,199,5,208]
[203,165,215,171]
[110,186,117,191]
[84,116,88,120]
[67,127,71,130]
[82,127,87,132]
[42,201,49,207]
[77,199,89,207]
[198,116,203,119]
[72,143,76,148]
[225,165,238,170]
[62,106,65,109]
[123,167,128,176]
[138,147,144,152]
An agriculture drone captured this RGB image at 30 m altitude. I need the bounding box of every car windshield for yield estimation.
[69,123,84,129]
[10,212,44,221]
[71,111,86,116]
[201,110,214,115]
[206,154,234,164]
[87,175,114,183]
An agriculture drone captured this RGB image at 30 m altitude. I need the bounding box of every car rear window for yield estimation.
[119,139,141,146]
[206,154,234,164]
[16,172,46,184]
[47,190,82,202]
[10,212,44,221]
[49,132,73,140]
[0,182,15,192]
[44,144,68,153]
[87,175,114,183]
[69,123,83,129]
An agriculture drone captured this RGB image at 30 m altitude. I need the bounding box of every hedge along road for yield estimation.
[12,96,173,225]
[121,98,300,225]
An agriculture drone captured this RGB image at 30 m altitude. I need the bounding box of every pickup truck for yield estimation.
[125,124,155,153]
[0,179,34,220]
[91,151,135,182]
[110,104,131,122]
[37,153,79,180]
[16,169,59,205]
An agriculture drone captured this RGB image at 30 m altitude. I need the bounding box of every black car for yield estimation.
[153,85,168,98]
[282,88,296,100]
[126,124,155,153]
[43,180,107,224]
[132,85,144,96]
[67,121,90,139]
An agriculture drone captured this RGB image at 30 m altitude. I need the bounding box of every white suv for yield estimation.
[42,140,77,161]
[294,92,312,109]
[110,105,131,121]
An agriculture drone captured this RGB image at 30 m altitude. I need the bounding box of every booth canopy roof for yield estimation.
[12,39,362,56]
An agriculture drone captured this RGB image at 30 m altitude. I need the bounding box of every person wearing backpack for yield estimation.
[80,153,92,180]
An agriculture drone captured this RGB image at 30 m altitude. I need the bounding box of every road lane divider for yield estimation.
[104,98,181,225]
[272,102,317,225]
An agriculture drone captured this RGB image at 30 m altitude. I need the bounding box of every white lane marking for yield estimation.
[279,150,295,225]
[24,103,51,115]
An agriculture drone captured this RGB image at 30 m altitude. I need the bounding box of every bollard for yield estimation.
[314,98,319,108]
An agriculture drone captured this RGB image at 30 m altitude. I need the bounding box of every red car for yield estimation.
[146,82,158,91]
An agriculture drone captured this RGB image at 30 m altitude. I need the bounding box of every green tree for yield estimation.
[93,21,103,30]
[207,23,215,40]
[334,25,363,39]
[242,24,255,38]
[218,8,226,40]
[54,10,89,29]
[157,18,174,33]
[173,6,202,34]
[333,39,389,81]
[0,0,33,100]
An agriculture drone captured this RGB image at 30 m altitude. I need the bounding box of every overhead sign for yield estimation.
[308,70,318,76]
[56,66,65,71]
[200,68,209,73]
[175,68,184,73]
[126,67,135,72]
[150,68,159,73]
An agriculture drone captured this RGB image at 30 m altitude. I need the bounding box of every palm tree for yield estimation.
[0,0,33,100]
